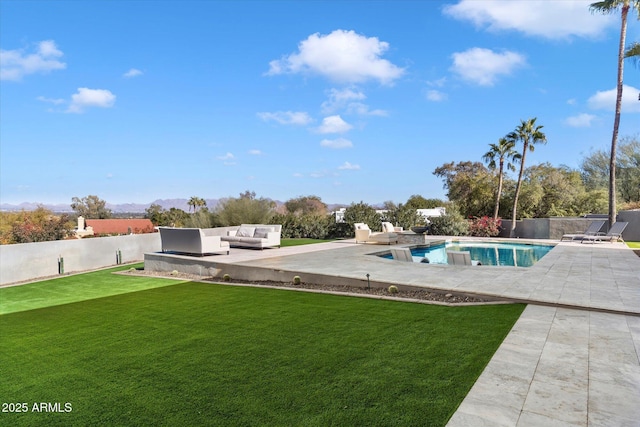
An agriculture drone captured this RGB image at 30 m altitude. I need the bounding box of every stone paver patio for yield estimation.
[145,238,640,426]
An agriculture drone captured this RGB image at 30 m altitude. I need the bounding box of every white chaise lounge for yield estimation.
[354,222,400,245]
[159,227,230,256]
[447,250,481,266]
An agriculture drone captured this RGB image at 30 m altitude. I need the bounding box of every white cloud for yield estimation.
[588,85,640,113]
[346,103,388,116]
[321,88,387,116]
[567,98,577,105]
[257,111,313,125]
[1,40,66,81]
[67,88,116,113]
[450,48,526,86]
[565,113,597,127]
[426,89,447,102]
[316,115,353,134]
[217,152,235,161]
[427,77,447,88]
[36,96,65,105]
[443,0,615,40]
[248,149,263,155]
[267,29,405,85]
[321,88,366,113]
[123,68,143,78]
[293,173,303,177]
[320,138,353,149]
[338,161,360,170]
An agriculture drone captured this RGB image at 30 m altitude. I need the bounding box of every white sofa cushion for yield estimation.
[236,226,256,237]
[254,226,274,238]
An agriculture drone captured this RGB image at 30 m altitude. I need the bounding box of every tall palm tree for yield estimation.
[507,118,547,237]
[626,41,640,61]
[482,137,521,220]
[188,196,199,213]
[590,0,640,227]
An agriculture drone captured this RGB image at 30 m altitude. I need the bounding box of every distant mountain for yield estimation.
[0,199,220,214]
[0,202,74,212]
[1,198,349,214]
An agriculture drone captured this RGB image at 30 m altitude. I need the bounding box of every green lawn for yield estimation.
[0,271,524,426]
[627,241,640,249]
[281,238,334,247]
[0,264,179,315]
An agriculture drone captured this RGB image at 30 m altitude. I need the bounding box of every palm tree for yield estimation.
[625,41,640,64]
[482,137,521,220]
[590,0,640,227]
[187,196,199,213]
[507,118,547,237]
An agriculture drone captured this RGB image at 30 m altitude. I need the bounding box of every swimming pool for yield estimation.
[383,241,555,267]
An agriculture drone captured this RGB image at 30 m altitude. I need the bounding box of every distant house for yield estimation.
[332,207,446,223]
[75,216,156,238]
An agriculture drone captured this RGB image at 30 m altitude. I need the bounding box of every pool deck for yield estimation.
[147,238,640,426]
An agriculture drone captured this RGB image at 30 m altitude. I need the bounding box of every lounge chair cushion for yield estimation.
[382,222,395,233]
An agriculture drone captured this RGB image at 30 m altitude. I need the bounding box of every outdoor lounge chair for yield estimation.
[581,221,628,243]
[561,220,606,241]
[354,223,399,244]
[447,250,481,266]
[390,247,413,262]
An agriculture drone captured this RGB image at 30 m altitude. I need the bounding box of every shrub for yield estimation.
[468,216,502,237]
[388,285,399,294]
[428,212,469,236]
[223,274,231,282]
[292,276,301,285]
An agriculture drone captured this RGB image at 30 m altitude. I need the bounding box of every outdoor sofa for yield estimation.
[159,227,230,256]
[221,224,282,249]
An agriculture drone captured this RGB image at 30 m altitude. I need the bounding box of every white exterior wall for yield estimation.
[0,233,161,286]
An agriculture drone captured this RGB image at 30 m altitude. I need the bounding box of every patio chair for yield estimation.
[390,247,413,262]
[447,250,481,266]
[581,221,628,244]
[354,223,399,244]
[561,220,606,241]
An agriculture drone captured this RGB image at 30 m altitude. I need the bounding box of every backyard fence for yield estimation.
[0,233,161,286]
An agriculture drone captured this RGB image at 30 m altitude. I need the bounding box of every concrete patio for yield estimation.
[144,238,640,426]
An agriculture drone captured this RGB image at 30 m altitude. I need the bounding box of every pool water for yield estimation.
[385,241,554,267]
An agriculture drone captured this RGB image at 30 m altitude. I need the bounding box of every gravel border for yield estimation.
[121,268,504,305]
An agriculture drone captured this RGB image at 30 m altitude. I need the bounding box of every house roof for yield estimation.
[85,219,155,235]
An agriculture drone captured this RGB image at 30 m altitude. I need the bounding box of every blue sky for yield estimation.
[1,0,639,206]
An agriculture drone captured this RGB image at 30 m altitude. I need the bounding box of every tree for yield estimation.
[284,195,328,215]
[8,207,72,243]
[507,118,547,237]
[590,0,640,226]
[70,195,112,219]
[342,202,382,232]
[145,204,165,225]
[380,202,423,230]
[580,135,640,203]
[187,196,206,213]
[215,191,275,225]
[482,137,521,220]
[404,195,445,210]
[433,161,496,218]
[625,41,640,66]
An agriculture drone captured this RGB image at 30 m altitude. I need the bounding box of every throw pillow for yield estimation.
[236,226,256,237]
[253,227,273,239]
[382,222,394,233]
